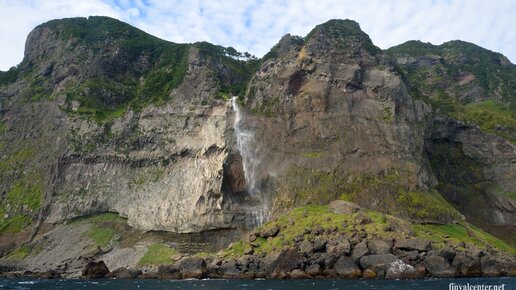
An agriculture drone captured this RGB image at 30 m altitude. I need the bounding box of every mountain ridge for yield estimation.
[0,16,514,278]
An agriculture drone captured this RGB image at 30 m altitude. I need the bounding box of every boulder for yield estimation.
[329,200,361,215]
[415,263,426,277]
[334,256,361,278]
[423,255,456,277]
[107,267,134,279]
[81,260,110,278]
[313,238,327,252]
[157,265,182,279]
[480,256,501,277]
[326,239,351,256]
[362,269,377,278]
[179,257,208,279]
[452,252,481,277]
[438,247,456,262]
[351,241,369,261]
[306,264,321,276]
[395,238,431,252]
[219,260,244,279]
[34,270,62,279]
[322,269,338,278]
[260,225,280,238]
[289,269,311,279]
[265,249,304,274]
[359,254,399,272]
[397,250,419,261]
[354,213,372,225]
[299,240,314,255]
[386,217,413,236]
[269,270,288,279]
[385,259,418,279]
[368,239,391,254]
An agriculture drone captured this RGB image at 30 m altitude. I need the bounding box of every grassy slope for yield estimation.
[223,205,515,257]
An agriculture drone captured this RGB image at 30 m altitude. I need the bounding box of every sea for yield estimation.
[0,277,514,290]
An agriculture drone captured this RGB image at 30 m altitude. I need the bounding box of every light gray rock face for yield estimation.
[45,103,237,232]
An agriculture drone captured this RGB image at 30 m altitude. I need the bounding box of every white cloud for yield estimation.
[0,0,514,71]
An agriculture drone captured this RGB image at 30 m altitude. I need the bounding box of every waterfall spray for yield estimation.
[229,97,260,194]
[229,97,267,226]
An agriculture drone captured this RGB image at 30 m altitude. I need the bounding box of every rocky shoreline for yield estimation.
[2,202,515,280]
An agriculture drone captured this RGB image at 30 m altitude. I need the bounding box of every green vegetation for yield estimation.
[138,243,177,265]
[22,16,258,123]
[397,190,461,222]
[387,40,515,142]
[462,100,516,142]
[0,148,35,171]
[0,66,20,86]
[0,215,32,234]
[277,168,459,223]
[5,245,31,260]
[413,223,515,254]
[222,205,514,258]
[302,152,324,158]
[194,41,260,98]
[88,227,116,247]
[7,178,43,211]
[74,212,125,247]
[0,172,44,234]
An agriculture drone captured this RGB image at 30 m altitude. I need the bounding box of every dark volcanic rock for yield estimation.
[368,239,391,254]
[451,252,481,277]
[423,255,456,277]
[326,239,351,256]
[395,238,431,252]
[179,257,207,279]
[266,249,304,274]
[299,240,314,254]
[438,247,456,262]
[313,238,327,252]
[157,264,182,279]
[351,241,369,261]
[333,256,361,278]
[260,225,280,238]
[306,264,322,276]
[480,256,501,277]
[359,254,399,272]
[81,260,110,278]
[289,269,311,279]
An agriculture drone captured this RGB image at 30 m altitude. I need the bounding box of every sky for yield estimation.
[0,0,515,71]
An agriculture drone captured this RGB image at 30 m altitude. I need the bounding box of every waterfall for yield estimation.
[229,97,268,227]
[229,97,260,195]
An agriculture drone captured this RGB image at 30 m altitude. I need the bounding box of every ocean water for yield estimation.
[0,277,514,290]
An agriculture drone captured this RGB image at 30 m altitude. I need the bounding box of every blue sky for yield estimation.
[0,0,515,70]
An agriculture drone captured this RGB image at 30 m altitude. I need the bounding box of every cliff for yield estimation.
[0,17,514,277]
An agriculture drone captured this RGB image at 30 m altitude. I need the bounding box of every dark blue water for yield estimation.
[0,277,514,290]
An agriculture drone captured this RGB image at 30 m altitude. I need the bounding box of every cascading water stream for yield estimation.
[229,97,267,226]
[229,97,260,195]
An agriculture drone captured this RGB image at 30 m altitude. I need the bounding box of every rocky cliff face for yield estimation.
[0,16,260,235]
[388,40,516,243]
[0,16,514,258]
[238,20,444,223]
